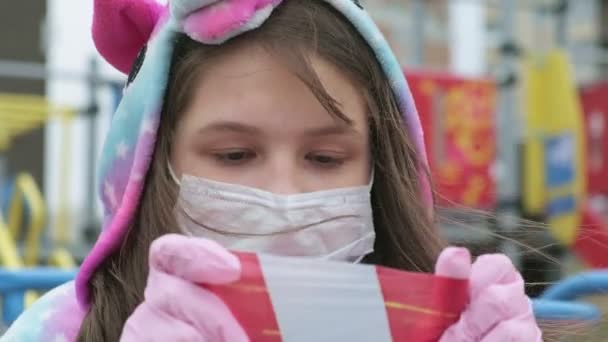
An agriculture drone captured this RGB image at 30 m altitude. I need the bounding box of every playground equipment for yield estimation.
[1,172,76,269]
[0,171,76,314]
[406,49,608,300]
[6,173,46,267]
[521,50,587,246]
[0,93,78,326]
[408,70,497,211]
[0,215,21,269]
[0,93,75,247]
[405,7,608,333]
[0,57,127,250]
[0,95,77,266]
[520,51,608,269]
[581,82,608,195]
[0,174,76,324]
[0,93,73,151]
[571,81,608,268]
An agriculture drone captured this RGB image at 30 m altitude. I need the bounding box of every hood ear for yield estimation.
[93,0,165,74]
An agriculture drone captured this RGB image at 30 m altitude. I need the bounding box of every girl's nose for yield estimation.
[262,158,305,195]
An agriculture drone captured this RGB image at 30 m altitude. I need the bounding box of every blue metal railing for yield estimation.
[0,268,76,326]
[541,271,608,301]
[532,270,608,323]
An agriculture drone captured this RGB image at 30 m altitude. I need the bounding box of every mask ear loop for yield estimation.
[167,162,181,185]
[366,162,375,189]
[368,168,375,187]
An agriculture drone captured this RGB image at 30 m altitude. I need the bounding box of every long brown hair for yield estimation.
[78,1,444,340]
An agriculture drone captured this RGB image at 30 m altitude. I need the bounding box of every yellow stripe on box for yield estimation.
[262,329,281,336]
[225,283,268,293]
[385,301,458,318]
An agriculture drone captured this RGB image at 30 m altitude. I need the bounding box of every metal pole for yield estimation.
[82,58,101,245]
[410,0,426,67]
[0,155,6,203]
[496,0,521,268]
[554,0,568,47]
[0,59,123,86]
[602,0,608,78]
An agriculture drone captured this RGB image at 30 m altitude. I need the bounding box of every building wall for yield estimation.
[364,0,451,69]
[0,2,47,190]
[486,0,602,84]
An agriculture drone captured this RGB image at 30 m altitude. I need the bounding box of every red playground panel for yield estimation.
[580,82,608,195]
[573,204,608,268]
[407,70,498,210]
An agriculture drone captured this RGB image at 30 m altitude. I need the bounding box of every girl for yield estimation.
[3,0,541,341]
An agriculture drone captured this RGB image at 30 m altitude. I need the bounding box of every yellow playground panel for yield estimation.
[522,50,587,245]
[7,173,45,267]
[0,214,21,269]
[4,172,74,269]
[0,93,72,149]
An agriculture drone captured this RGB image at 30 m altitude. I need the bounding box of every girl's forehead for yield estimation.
[180,46,368,134]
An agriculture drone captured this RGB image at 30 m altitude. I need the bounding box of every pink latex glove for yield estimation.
[436,248,542,341]
[120,234,249,342]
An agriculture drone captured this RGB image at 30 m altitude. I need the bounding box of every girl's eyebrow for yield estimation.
[304,124,362,138]
[197,121,262,136]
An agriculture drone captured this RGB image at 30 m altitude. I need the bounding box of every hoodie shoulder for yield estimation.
[1,281,85,342]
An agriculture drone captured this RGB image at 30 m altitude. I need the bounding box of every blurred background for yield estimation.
[0,0,607,339]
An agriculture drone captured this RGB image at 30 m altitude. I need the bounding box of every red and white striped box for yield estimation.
[206,253,469,342]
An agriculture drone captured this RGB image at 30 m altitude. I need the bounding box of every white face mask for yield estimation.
[170,166,376,263]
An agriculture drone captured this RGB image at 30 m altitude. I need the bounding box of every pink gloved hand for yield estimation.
[120,234,249,342]
[436,248,542,342]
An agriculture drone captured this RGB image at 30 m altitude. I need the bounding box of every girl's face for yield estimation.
[171,44,371,194]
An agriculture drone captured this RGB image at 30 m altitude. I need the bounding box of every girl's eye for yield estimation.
[213,150,255,165]
[307,153,344,168]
